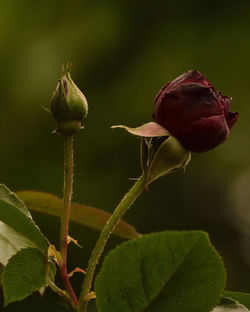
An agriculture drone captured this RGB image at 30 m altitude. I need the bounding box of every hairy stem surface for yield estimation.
[60,135,78,308]
[77,174,146,312]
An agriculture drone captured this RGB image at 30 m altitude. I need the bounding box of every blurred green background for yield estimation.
[0,0,250,311]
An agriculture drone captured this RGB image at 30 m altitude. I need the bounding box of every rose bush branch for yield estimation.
[77,174,147,312]
[59,134,78,307]
[49,64,88,308]
[77,126,191,311]
[90,70,238,311]
[0,64,242,311]
[6,67,238,311]
[49,68,239,312]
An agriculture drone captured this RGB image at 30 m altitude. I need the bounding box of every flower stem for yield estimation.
[60,134,78,308]
[77,174,147,312]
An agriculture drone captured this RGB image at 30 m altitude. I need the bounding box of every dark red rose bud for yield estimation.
[153,70,239,152]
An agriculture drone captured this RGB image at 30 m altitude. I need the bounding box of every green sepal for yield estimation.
[146,135,191,185]
[111,122,170,137]
[140,138,149,173]
[112,123,190,186]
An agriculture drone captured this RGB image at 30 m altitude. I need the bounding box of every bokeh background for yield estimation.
[0,1,250,311]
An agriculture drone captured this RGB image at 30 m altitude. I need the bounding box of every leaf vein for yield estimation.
[140,236,201,311]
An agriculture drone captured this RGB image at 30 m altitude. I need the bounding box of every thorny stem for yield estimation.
[77,174,147,312]
[60,135,78,308]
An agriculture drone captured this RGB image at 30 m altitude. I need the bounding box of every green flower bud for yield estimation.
[50,64,88,135]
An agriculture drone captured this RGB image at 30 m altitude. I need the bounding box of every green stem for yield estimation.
[60,135,78,308]
[77,174,147,312]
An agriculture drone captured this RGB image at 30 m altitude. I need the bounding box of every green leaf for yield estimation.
[95,231,225,312]
[0,184,32,218]
[17,191,139,240]
[0,185,48,257]
[225,292,250,309]
[0,199,48,254]
[0,185,47,265]
[0,186,50,304]
[2,247,47,306]
[0,223,38,265]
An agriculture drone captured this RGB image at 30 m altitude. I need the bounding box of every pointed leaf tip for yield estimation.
[111,122,170,137]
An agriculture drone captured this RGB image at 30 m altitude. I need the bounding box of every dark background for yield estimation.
[0,1,250,311]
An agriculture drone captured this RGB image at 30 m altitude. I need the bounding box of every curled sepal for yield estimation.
[111,122,170,137]
[112,122,190,185]
[146,135,191,185]
[50,63,88,135]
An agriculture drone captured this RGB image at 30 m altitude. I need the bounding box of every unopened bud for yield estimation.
[50,64,88,135]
